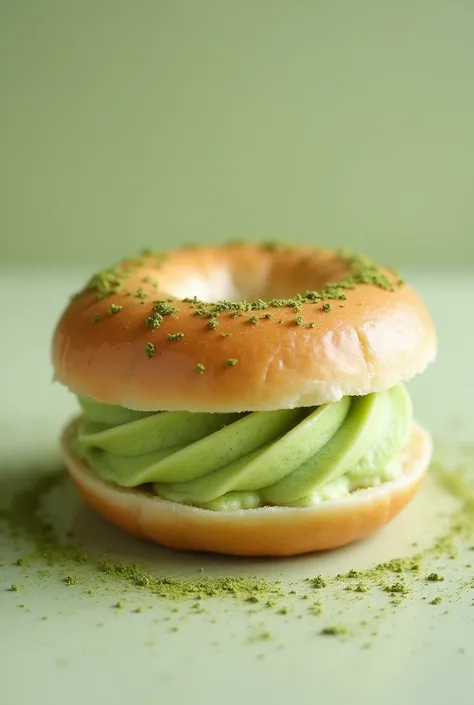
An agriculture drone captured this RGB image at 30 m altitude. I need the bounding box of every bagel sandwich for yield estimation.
[52,242,436,556]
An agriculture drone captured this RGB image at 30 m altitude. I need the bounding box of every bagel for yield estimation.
[52,242,437,556]
[53,243,436,412]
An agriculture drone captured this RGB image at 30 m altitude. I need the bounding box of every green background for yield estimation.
[2,0,473,266]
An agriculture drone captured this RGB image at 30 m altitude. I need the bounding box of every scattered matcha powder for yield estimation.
[248,630,272,643]
[152,301,177,317]
[145,342,156,359]
[246,595,262,604]
[321,626,347,636]
[307,575,327,589]
[260,240,295,252]
[146,313,163,329]
[383,581,410,596]
[426,573,445,582]
[78,246,398,341]
[108,304,123,315]
[355,583,368,593]
[98,563,285,601]
[1,472,286,606]
[86,265,131,298]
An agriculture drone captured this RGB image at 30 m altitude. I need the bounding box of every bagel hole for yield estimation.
[165,258,338,303]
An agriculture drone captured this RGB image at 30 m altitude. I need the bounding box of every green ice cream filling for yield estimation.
[74,385,413,511]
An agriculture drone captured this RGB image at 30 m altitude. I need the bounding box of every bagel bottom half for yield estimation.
[60,419,431,557]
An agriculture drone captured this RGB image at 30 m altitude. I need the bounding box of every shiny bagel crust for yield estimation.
[52,244,436,412]
[61,418,431,557]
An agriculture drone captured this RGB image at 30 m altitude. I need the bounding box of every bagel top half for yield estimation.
[51,243,436,412]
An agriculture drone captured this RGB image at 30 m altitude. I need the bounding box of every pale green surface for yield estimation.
[2,1,474,266]
[1,267,474,705]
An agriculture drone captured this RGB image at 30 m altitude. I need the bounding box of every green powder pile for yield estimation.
[0,471,284,604]
[321,626,348,637]
[99,562,283,601]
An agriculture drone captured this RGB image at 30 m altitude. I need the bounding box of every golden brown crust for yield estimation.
[51,244,436,412]
[61,419,431,557]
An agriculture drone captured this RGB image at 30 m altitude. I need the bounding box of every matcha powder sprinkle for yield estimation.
[99,563,284,601]
[2,443,474,636]
[145,342,156,359]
